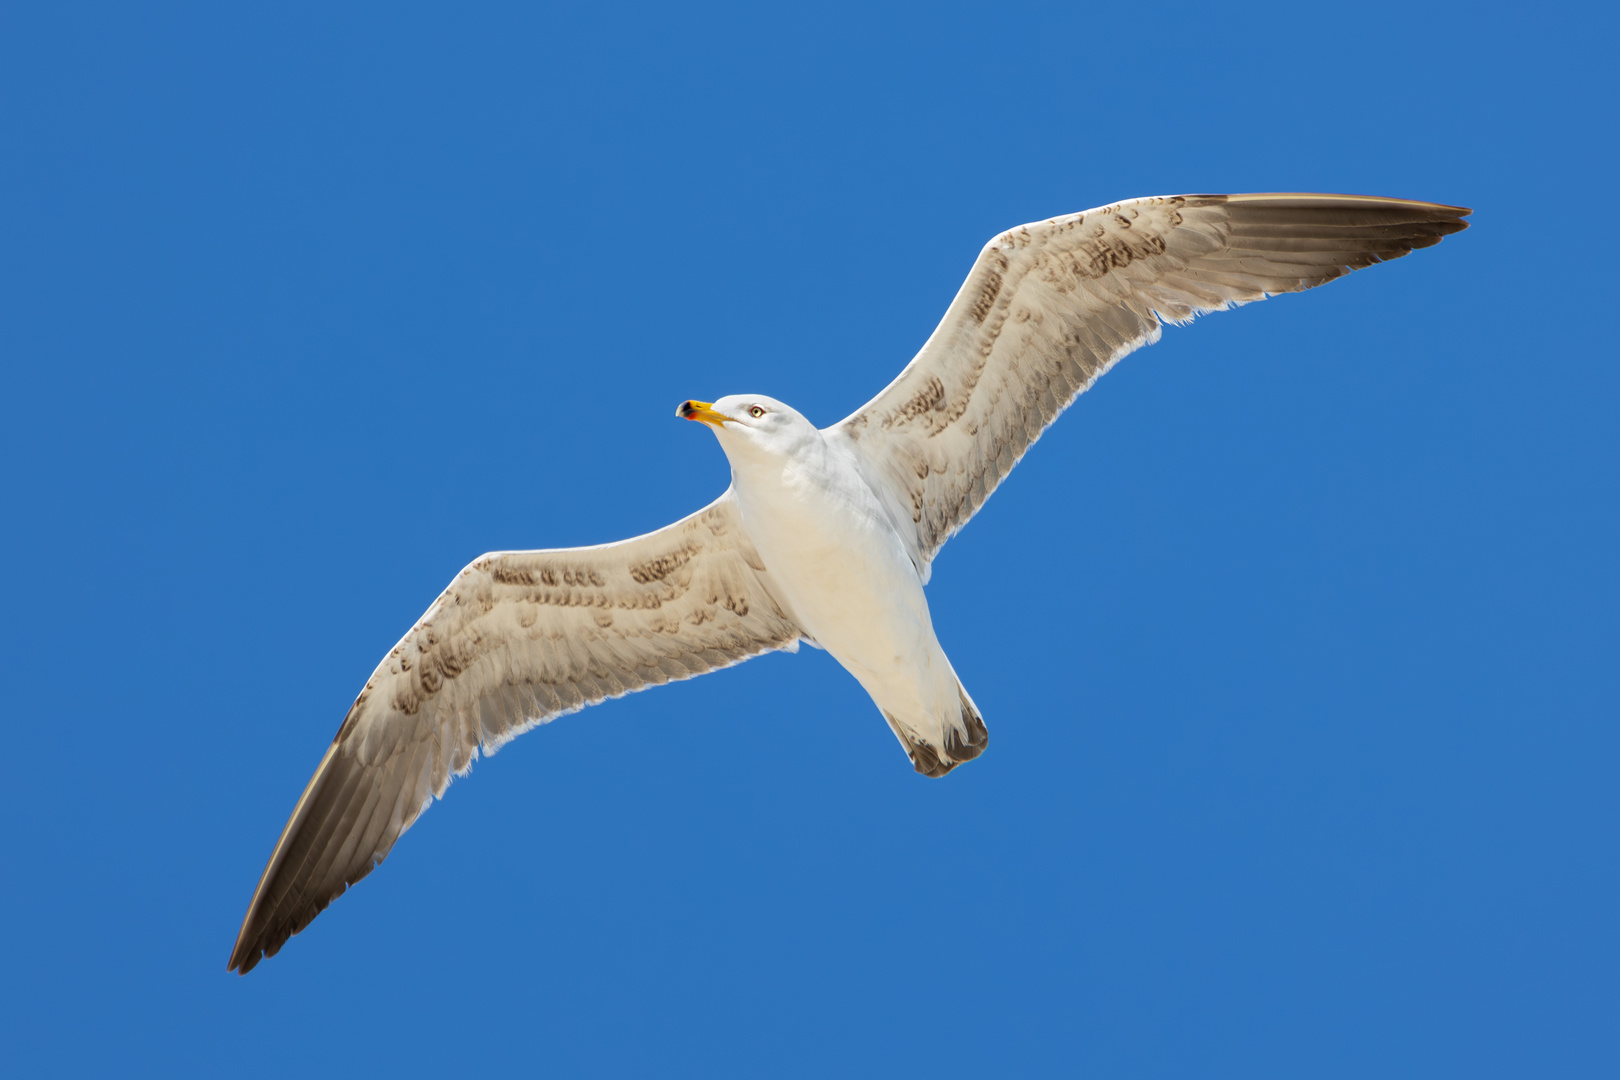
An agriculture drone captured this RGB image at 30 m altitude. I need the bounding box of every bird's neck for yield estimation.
[720,429,824,489]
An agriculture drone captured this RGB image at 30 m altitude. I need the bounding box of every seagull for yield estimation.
[229,192,1469,973]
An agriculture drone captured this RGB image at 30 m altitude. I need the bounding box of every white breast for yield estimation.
[729,432,938,691]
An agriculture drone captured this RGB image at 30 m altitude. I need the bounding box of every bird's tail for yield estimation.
[884,679,988,779]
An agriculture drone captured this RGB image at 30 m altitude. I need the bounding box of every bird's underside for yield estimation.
[229,192,1469,973]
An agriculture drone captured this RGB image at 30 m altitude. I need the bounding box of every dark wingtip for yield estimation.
[227,943,258,975]
[228,926,275,975]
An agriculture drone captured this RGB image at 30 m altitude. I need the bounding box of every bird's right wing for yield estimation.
[828,194,1470,579]
[229,487,801,973]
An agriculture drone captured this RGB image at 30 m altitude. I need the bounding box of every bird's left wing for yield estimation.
[229,488,800,973]
[827,193,1470,579]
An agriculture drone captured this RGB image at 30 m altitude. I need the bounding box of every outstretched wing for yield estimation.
[229,489,801,973]
[828,193,1470,578]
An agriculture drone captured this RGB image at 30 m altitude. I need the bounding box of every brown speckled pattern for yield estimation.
[833,194,1469,573]
[229,491,800,974]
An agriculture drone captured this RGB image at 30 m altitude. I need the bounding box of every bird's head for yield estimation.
[677,394,818,462]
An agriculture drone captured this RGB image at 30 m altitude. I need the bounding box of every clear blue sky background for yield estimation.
[2,2,1615,1076]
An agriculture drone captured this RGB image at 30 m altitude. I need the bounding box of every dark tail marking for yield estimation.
[885,689,989,779]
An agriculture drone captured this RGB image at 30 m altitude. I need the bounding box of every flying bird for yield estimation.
[229,192,1469,973]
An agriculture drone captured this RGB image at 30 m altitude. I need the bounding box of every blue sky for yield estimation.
[2,2,1615,1076]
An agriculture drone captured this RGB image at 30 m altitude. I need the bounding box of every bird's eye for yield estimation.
[748,405,766,418]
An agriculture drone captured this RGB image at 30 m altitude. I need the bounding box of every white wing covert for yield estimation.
[829,194,1470,577]
[229,489,801,973]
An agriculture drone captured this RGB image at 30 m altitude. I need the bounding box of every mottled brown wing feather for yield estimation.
[829,194,1470,575]
[228,490,801,973]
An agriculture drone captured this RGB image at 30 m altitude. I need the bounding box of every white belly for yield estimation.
[730,437,948,713]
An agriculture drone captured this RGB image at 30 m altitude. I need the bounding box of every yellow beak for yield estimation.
[677,400,732,429]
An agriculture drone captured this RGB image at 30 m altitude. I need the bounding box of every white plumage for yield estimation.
[230,192,1469,973]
